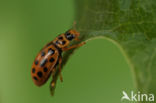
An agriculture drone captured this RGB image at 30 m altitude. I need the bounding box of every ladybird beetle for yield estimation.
[31,29,85,88]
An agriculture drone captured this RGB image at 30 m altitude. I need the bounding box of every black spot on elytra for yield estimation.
[48,48,55,55]
[40,59,47,67]
[35,60,38,65]
[62,41,66,45]
[33,76,38,81]
[41,51,45,57]
[37,71,43,78]
[58,36,63,40]
[43,67,48,72]
[32,68,35,73]
[49,57,55,62]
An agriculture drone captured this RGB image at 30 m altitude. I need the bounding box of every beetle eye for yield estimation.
[65,32,75,40]
[66,32,70,36]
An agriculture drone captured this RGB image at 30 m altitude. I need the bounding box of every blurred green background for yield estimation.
[0,0,134,103]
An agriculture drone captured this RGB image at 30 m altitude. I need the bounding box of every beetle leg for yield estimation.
[51,79,55,89]
[50,79,56,96]
[51,67,56,78]
[50,67,57,96]
[62,42,86,51]
[58,57,63,82]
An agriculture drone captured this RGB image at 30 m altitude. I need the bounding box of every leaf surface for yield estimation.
[51,0,156,99]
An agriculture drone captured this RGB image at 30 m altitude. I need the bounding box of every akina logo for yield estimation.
[121,91,154,102]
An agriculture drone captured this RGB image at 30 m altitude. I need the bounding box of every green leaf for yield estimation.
[51,0,156,98]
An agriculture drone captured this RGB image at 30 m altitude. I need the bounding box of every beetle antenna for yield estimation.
[72,21,76,30]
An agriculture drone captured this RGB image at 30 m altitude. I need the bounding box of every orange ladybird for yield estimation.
[31,29,85,87]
